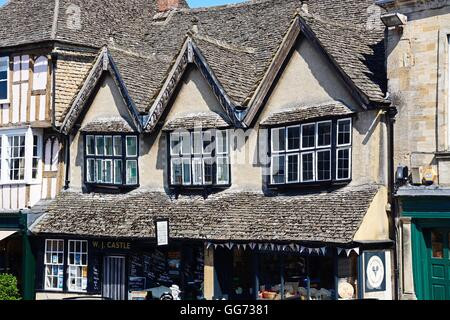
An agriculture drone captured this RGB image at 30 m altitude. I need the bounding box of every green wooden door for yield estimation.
[426,229,450,300]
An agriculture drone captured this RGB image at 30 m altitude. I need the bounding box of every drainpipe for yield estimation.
[386,104,399,300]
[64,134,70,189]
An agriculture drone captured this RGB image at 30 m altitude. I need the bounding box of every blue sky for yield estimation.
[0,0,244,7]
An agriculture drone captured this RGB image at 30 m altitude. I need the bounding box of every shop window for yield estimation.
[308,256,335,300]
[67,240,88,292]
[85,134,139,187]
[432,231,444,258]
[169,129,230,187]
[44,239,64,291]
[283,255,308,300]
[337,254,358,300]
[258,253,281,300]
[269,118,352,186]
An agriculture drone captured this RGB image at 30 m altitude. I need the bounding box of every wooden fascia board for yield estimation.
[190,41,240,127]
[60,47,106,135]
[297,17,372,109]
[242,17,301,127]
[106,52,143,133]
[144,38,190,132]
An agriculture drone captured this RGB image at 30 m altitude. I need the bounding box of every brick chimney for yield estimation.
[158,0,180,12]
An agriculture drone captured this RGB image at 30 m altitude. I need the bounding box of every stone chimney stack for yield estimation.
[158,0,181,12]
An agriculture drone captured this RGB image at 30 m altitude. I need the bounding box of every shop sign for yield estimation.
[364,251,386,292]
[92,240,131,250]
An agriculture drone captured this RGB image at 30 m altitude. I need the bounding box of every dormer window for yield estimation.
[0,56,9,103]
[269,118,352,186]
[84,134,139,187]
[169,129,230,188]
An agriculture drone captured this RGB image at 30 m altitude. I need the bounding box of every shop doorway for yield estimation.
[103,256,126,300]
[426,229,450,300]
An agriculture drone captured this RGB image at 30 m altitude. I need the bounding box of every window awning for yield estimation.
[0,230,18,242]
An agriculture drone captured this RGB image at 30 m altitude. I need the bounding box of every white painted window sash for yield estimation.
[0,56,9,104]
[337,118,353,147]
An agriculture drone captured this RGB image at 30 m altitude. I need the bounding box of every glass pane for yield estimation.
[317,122,332,147]
[217,157,229,185]
[171,158,182,185]
[104,160,112,183]
[203,131,213,155]
[287,126,300,151]
[182,158,191,185]
[301,124,315,149]
[0,57,8,72]
[302,152,314,182]
[87,159,95,182]
[317,150,331,181]
[113,136,122,156]
[96,159,103,182]
[216,130,228,154]
[170,133,181,156]
[126,136,138,157]
[192,132,202,155]
[181,133,191,156]
[86,136,95,156]
[287,154,299,183]
[104,136,113,156]
[126,160,138,185]
[271,128,285,152]
[203,158,213,185]
[338,120,352,146]
[114,159,122,184]
[95,136,104,156]
[337,148,351,180]
[192,158,203,185]
[271,155,285,184]
[432,231,444,258]
[0,81,7,100]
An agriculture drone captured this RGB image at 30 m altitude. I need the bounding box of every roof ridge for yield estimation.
[179,0,298,13]
[51,0,60,40]
[108,45,172,63]
[193,34,256,54]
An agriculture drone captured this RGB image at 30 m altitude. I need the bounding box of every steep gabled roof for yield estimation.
[60,47,142,134]
[0,0,189,49]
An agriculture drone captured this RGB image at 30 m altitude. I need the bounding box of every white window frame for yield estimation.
[316,149,332,182]
[192,157,203,185]
[271,127,286,154]
[182,157,192,185]
[216,156,230,185]
[300,151,315,182]
[286,125,301,152]
[202,157,214,185]
[316,120,332,149]
[270,154,286,185]
[170,157,183,185]
[286,153,300,183]
[0,127,42,185]
[44,239,64,292]
[67,240,88,293]
[126,136,138,157]
[216,129,229,155]
[300,123,316,151]
[337,118,352,147]
[336,147,352,181]
[0,56,9,104]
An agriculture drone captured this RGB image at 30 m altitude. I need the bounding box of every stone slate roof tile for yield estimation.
[80,117,135,133]
[31,184,380,244]
[163,112,231,131]
[260,101,355,126]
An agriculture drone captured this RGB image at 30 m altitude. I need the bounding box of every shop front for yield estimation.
[211,243,393,301]
[399,192,450,300]
[34,237,205,300]
[0,212,35,300]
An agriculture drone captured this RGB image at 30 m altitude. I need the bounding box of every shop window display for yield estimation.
[258,253,281,300]
[337,253,358,300]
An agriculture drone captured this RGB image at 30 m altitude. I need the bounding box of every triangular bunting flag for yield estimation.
[290,244,296,251]
[226,242,233,250]
[320,247,326,256]
[213,244,218,249]
[308,248,314,254]
[270,244,276,251]
[236,244,241,250]
[250,243,256,250]
[242,244,247,250]
[206,242,212,250]
[353,247,360,256]
[346,249,351,257]
[300,246,305,253]
[337,248,343,255]
[314,248,320,255]
[258,243,264,250]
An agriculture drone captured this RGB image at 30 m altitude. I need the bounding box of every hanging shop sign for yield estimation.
[155,218,169,247]
[364,251,386,292]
